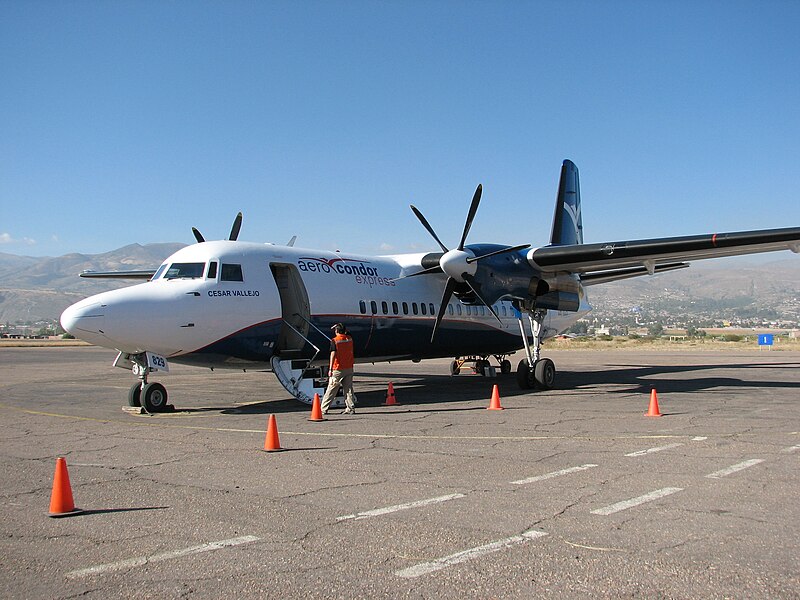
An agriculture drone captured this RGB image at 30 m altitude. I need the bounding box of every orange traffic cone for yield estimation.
[263,414,283,451]
[309,393,325,421]
[645,388,662,417]
[487,384,504,410]
[383,382,398,406]
[48,457,82,517]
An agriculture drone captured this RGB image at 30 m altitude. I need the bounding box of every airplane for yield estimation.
[60,160,800,413]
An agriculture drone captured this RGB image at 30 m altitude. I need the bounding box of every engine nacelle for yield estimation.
[533,291,580,311]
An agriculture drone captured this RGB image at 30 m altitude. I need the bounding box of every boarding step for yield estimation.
[270,356,343,407]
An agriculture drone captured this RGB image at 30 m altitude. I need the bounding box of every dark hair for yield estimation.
[331,322,348,335]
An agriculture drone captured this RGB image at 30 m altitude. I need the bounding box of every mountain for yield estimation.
[0,243,184,324]
[1,245,798,326]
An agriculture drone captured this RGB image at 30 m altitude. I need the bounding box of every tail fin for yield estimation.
[549,159,583,246]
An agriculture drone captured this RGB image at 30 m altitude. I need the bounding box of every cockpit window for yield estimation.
[207,261,218,279]
[165,262,205,279]
[221,263,244,282]
[151,264,168,281]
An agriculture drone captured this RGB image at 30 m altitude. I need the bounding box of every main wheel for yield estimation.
[533,358,556,390]
[500,359,512,374]
[450,360,461,376]
[141,382,168,413]
[516,359,532,389]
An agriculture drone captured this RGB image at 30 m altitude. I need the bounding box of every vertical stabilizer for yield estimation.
[549,159,583,246]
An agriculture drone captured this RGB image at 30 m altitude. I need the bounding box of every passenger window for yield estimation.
[456,305,462,316]
[412,303,418,315]
[448,304,453,316]
[392,302,399,315]
[466,306,472,316]
[207,261,218,279]
[402,302,409,315]
[165,262,204,279]
[420,303,427,316]
[359,300,367,315]
[221,263,243,282]
[502,305,507,317]
[429,303,435,315]
[382,301,388,315]
[370,301,378,315]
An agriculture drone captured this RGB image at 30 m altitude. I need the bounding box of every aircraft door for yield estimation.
[269,263,312,357]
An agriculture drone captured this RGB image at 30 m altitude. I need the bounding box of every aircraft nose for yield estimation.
[60,300,106,343]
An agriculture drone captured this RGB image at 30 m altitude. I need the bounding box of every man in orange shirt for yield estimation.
[321,323,357,415]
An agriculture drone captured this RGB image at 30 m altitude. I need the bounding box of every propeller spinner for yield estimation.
[406,185,529,342]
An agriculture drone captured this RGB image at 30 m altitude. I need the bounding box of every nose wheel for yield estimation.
[128,358,173,413]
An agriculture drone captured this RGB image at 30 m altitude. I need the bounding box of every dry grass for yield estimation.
[547,336,800,352]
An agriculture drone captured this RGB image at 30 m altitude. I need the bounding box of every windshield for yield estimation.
[164,262,205,279]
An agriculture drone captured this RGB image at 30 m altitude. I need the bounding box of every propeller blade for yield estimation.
[463,273,502,325]
[229,212,243,241]
[410,205,449,253]
[457,184,482,251]
[192,227,206,243]
[430,277,456,343]
[466,243,531,264]
[391,264,444,282]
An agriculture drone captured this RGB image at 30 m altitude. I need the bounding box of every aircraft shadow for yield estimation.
[212,361,799,415]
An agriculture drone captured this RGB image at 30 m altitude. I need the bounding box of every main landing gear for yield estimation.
[450,355,513,377]
[126,357,172,413]
[515,308,556,390]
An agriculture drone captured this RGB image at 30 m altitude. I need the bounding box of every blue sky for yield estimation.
[2,1,799,258]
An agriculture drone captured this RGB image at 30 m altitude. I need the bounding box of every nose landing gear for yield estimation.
[123,354,174,413]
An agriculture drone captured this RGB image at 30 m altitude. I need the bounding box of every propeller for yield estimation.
[191,212,243,243]
[406,185,530,342]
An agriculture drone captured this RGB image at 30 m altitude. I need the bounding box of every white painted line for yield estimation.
[705,459,764,479]
[691,436,708,441]
[781,445,800,453]
[625,443,684,457]
[65,535,259,579]
[511,463,598,485]
[591,487,683,516]
[337,493,465,522]
[395,530,548,578]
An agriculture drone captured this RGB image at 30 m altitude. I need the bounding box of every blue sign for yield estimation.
[758,334,774,346]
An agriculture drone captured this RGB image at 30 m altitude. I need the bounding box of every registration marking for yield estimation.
[625,443,684,457]
[65,535,259,579]
[705,459,764,479]
[395,530,548,578]
[511,463,598,485]
[591,487,683,516]
[337,493,465,522]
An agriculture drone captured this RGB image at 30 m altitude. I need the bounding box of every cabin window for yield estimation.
[402,302,409,315]
[381,301,389,315]
[370,301,378,315]
[466,306,472,316]
[206,261,218,279]
[456,304,462,316]
[359,300,367,314]
[420,303,427,316]
[412,303,418,315]
[392,301,399,315]
[165,262,204,279]
[501,305,507,317]
[221,263,244,282]
[448,304,453,316]
[429,303,435,315]
[480,306,486,316]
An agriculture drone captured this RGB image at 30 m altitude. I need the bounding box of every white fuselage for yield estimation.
[61,240,589,368]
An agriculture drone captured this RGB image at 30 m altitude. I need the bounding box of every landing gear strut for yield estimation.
[128,356,172,413]
[516,308,556,390]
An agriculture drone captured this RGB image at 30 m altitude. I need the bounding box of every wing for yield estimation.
[528,227,800,276]
[80,269,157,279]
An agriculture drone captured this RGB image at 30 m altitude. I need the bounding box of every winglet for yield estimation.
[550,159,583,246]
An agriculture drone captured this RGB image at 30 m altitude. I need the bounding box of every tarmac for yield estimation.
[1,345,799,599]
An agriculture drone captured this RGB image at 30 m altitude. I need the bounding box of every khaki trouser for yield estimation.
[321,368,356,413]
